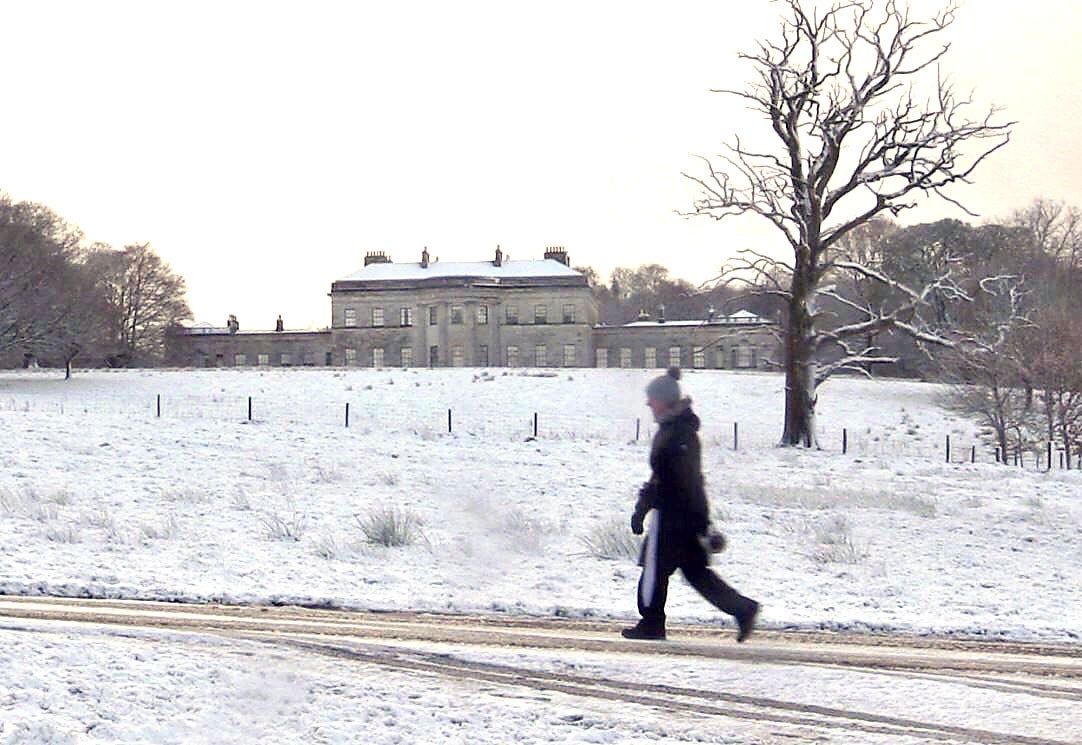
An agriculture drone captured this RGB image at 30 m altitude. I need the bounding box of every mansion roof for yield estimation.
[333,258,586,292]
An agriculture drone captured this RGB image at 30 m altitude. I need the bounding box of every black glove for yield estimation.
[631,511,645,535]
[704,527,726,553]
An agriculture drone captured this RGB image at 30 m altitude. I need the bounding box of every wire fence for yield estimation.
[5,389,1079,470]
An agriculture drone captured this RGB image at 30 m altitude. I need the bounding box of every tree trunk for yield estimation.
[781,290,817,447]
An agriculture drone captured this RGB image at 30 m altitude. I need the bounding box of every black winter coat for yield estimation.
[634,400,710,537]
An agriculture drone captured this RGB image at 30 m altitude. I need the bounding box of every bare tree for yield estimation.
[0,196,86,358]
[683,0,1010,446]
[86,243,192,364]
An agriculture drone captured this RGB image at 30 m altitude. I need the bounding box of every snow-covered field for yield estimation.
[2,367,1081,743]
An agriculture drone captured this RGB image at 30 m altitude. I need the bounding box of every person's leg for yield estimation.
[682,562,760,642]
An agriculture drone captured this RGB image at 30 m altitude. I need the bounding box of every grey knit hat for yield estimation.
[645,367,682,405]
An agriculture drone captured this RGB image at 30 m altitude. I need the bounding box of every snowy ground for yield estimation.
[2,367,1081,742]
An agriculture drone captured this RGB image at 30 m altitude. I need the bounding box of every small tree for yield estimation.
[683,1,1011,446]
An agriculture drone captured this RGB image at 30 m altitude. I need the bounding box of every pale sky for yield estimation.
[3,1,1080,330]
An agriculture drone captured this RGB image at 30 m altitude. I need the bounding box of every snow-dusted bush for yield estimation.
[498,509,552,553]
[140,515,179,540]
[357,507,421,547]
[259,504,307,541]
[44,523,81,544]
[313,532,347,560]
[808,515,867,565]
[581,520,641,562]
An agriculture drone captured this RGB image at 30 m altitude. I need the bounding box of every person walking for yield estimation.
[622,367,760,642]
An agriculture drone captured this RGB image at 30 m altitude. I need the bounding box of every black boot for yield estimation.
[736,600,760,643]
[621,621,666,640]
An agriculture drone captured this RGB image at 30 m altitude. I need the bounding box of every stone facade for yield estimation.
[592,312,775,371]
[165,248,777,369]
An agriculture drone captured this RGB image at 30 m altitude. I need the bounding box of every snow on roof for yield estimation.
[338,259,582,282]
[619,311,770,328]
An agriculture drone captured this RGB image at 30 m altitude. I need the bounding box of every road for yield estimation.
[2,595,1080,744]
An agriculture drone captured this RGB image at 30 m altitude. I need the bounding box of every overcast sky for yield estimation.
[2,1,1080,329]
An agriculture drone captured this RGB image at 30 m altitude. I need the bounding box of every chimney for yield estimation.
[227,314,239,334]
[494,245,503,267]
[657,304,666,324]
[421,247,430,269]
[544,246,569,266]
[275,315,284,332]
[364,250,391,266]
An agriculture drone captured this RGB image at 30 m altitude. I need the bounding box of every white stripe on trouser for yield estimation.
[639,510,659,609]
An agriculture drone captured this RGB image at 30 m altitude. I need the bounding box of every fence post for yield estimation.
[1048,441,1053,471]
[971,445,976,464]
[248,396,252,422]
[345,402,350,428]
[842,428,847,455]
[156,394,161,418]
[1060,451,1065,470]
[995,447,1001,463]
[636,418,641,441]
[945,435,951,464]
[733,422,739,451]
[448,409,452,434]
[533,412,538,438]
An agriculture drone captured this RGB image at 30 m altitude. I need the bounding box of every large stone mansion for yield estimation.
[166,247,777,370]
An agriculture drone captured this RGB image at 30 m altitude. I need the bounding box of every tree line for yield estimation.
[0,192,191,377]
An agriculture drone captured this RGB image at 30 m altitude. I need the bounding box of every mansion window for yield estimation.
[644,347,657,368]
[506,345,519,367]
[258,353,270,366]
[534,344,547,367]
[234,353,247,366]
[400,307,414,327]
[344,348,356,366]
[429,345,439,366]
[451,305,464,325]
[669,346,682,368]
[693,348,706,369]
[477,304,489,325]
[733,346,757,369]
[505,305,519,325]
[372,308,385,327]
[429,307,438,326]
[563,304,576,324]
[372,348,385,367]
[595,348,608,368]
[344,308,357,328]
[620,348,632,368]
[280,353,291,366]
[534,305,548,324]
[401,347,413,368]
[479,344,489,366]
[563,344,576,367]
[452,346,465,367]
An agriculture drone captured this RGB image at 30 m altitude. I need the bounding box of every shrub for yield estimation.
[260,504,307,541]
[357,507,422,547]
[581,520,641,562]
[808,515,867,565]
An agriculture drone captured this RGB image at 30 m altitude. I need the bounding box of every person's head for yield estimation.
[645,367,682,421]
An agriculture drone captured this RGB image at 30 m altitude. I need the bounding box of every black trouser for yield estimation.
[637,522,752,630]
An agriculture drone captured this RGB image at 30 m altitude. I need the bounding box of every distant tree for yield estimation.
[683,0,1011,446]
[86,243,192,364]
[0,195,86,358]
[938,275,1034,463]
[1024,307,1082,468]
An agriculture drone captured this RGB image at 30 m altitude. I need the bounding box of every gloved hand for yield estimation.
[631,511,645,535]
[704,527,726,553]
